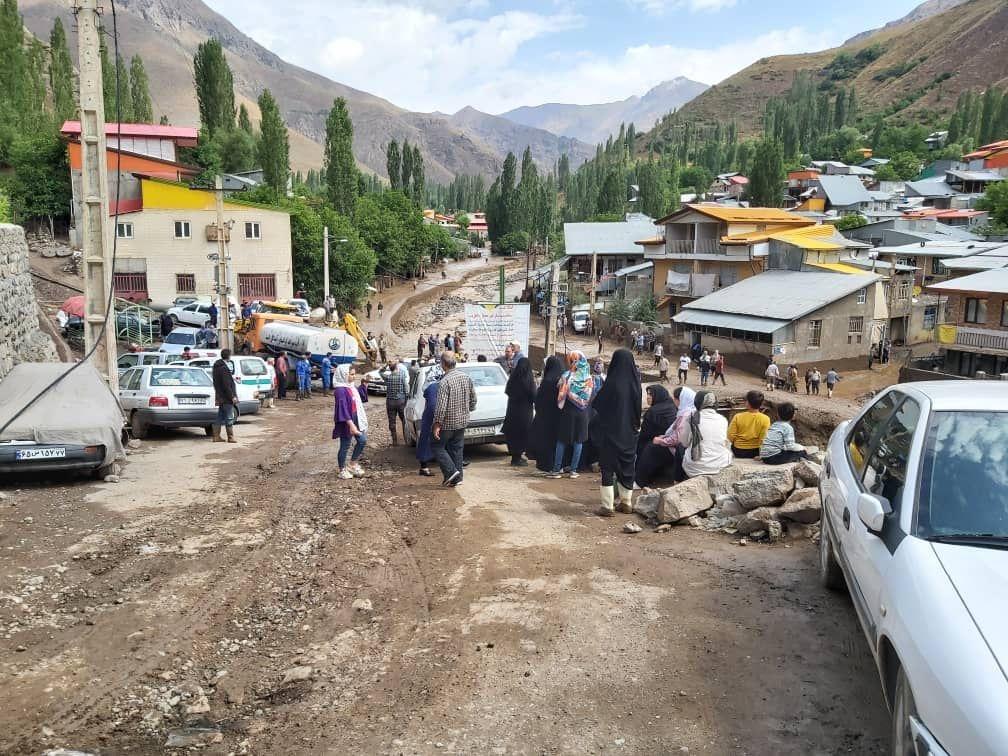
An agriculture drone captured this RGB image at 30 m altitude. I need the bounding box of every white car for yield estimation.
[167,301,216,328]
[819,381,1008,755]
[117,365,219,439]
[158,327,212,355]
[364,368,387,395]
[403,362,508,446]
[167,356,266,416]
[571,311,590,333]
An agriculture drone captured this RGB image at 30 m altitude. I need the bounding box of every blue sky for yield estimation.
[204,0,926,114]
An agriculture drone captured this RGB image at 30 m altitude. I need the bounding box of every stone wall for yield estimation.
[0,224,58,379]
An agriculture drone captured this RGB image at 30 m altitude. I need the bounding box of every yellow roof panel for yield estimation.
[808,262,864,274]
[634,236,665,246]
[657,203,811,225]
[721,224,807,244]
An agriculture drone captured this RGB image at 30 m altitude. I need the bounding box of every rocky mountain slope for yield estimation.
[845,0,970,44]
[501,77,709,144]
[18,0,588,182]
[654,0,1008,140]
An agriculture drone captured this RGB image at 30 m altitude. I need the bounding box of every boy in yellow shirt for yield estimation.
[728,390,771,459]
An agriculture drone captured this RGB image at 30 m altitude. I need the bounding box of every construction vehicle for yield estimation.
[340,311,379,363]
[235,302,303,353]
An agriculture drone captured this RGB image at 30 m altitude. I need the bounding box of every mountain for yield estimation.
[17,0,584,183]
[500,77,709,144]
[846,0,971,44]
[650,0,1008,142]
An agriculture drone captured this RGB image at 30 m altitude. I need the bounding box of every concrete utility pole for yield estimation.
[544,261,560,358]
[73,0,118,390]
[589,251,598,315]
[323,226,329,304]
[213,175,232,350]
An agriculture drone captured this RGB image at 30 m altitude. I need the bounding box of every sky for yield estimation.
[202,0,927,115]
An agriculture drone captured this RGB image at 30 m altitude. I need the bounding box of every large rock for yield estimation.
[715,493,744,516]
[656,477,713,524]
[732,467,795,510]
[633,489,661,521]
[778,488,822,524]
[703,465,744,500]
[794,459,822,487]
[735,507,780,535]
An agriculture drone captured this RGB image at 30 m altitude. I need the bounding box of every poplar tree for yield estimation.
[400,138,413,191]
[410,144,424,202]
[386,140,401,190]
[193,38,235,134]
[748,139,785,208]
[257,89,289,194]
[114,55,133,121]
[129,55,153,123]
[0,0,26,121]
[238,103,252,133]
[49,18,76,122]
[99,28,116,119]
[323,96,357,214]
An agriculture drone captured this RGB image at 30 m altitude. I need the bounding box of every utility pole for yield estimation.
[73,0,118,390]
[589,250,598,314]
[323,226,330,304]
[214,175,232,350]
[498,265,505,305]
[544,261,560,358]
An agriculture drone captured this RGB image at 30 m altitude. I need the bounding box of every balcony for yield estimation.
[661,239,750,258]
[938,324,1008,354]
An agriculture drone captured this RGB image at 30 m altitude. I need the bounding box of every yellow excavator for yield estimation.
[340,311,378,363]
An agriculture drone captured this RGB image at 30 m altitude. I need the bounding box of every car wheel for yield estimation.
[818,517,845,591]
[131,412,148,440]
[891,667,918,756]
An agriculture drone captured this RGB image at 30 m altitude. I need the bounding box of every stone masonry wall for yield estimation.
[0,224,58,379]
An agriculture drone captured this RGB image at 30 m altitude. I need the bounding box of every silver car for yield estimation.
[117,366,219,439]
[819,382,1008,755]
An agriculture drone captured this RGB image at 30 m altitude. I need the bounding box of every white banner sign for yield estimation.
[464,303,531,358]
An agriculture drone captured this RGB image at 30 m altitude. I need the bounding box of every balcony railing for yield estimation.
[665,239,731,255]
[939,324,1008,354]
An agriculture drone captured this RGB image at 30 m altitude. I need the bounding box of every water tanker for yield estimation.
[260,321,358,366]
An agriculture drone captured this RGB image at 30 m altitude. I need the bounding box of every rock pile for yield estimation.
[26,231,74,258]
[634,456,824,541]
[394,294,468,335]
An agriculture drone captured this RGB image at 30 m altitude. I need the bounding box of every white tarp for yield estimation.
[464,303,531,358]
[666,271,691,293]
[0,362,125,467]
[692,273,718,297]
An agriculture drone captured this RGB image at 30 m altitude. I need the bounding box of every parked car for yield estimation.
[167,301,215,328]
[167,355,267,415]
[286,298,311,320]
[364,368,387,395]
[0,363,125,478]
[63,311,162,341]
[403,362,508,446]
[117,351,178,377]
[819,381,1008,756]
[157,327,211,355]
[571,311,590,333]
[117,365,219,439]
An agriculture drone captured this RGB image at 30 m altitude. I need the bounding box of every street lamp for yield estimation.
[323,228,349,307]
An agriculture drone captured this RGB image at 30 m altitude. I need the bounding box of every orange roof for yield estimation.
[962,139,1008,161]
[634,236,666,246]
[788,170,821,180]
[902,208,985,220]
[656,203,810,226]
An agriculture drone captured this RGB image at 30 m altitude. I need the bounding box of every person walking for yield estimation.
[787,364,799,393]
[320,353,333,392]
[432,351,477,486]
[428,333,437,359]
[377,334,388,364]
[416,365,444,477]
[417,334,427,361]
[658,354,670,382]
[377,302,384,318]
[444,332,455,352]
[634,331,645,355]
[699,350,712,386]
[211,349,238,443]
[825,367,840,399]
[597,329,603,356]
[547,351,594,480]
[295,355,312,399]
[765,360,780,392]
[264,357,277,408]
[590,349,641,517]
[208,302,218,328]
[383,358,409,445]
[159,311,174,337]
[275,351,289,400]
[804,367,813,396]
[528,356,565,473]
[332,364,368,479]
[653,341,664,369]
[712,350,726,386]
[677,353,691,385]
[502,357,535,467]
[366,301,373,319]
[810,367,822,396]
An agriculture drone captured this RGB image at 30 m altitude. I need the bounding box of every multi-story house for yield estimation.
[929,268,1008,378]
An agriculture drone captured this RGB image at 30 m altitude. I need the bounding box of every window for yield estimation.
[124,369,143,391]
[1002,301,1008,328]
[116,222,133,239]
[150,367,213,387]
[964,297,987,324]
[847,392,899,479]
[176,273,196,293]
[923,305,938,330]
[857,288,867,305]
[117,354,139,370]
[862,397,921,513]
[244,221,261,240]
[808,319,822,348]
[932,258,947,276]
[897,280,911,300]
[883,282,893,300]
[238,273,277,299]
[174,220,191,239]
[848,316,864,344]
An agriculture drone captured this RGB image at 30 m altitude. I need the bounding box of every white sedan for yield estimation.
[403,362,508,445]
[117,365,219,439]
[819,381,1008,755]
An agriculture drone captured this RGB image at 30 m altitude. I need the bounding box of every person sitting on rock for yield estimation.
[759,402,810,466]
[727,390,771,460]
[637,386,693,487]
[678,390,732,481]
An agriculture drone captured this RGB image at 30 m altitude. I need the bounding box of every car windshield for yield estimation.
[149,367,213,387]
[461,365,506,387]
[164,331,196,345]
[917,411,1008,539]
[238,359,267,376]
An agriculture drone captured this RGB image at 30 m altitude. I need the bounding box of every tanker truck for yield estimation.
[259,321,359,367]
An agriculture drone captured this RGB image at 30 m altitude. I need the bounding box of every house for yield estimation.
[900,207,988,227]
[108,176,293,306]
[786,169,822,200]
[962,139,1008,171]
[811,175,873,214]
[563,213,656,283]
[840,216,982,250]
[860,157,890,169]
[903,177,959,209]
[423,210,459,230]
[671,270,880,374]
[641,204,814,322]
[467,212,488,238]
[944,168,1004,196]
[928,268,1008,377]
[925,131,949,150]
[712,173,749,199]
[939,243,1008,275]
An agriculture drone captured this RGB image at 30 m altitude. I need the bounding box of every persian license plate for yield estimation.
[16,447,66,460]
[465,425,499,438]
[177,397,207,406]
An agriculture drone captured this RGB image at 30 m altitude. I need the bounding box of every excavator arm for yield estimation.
[341,312,377,361]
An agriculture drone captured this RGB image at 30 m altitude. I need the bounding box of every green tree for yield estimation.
[0,187,11,223]
[214,127,257,173]
[49,19,76,122]
[747,139,785,207]
[410,144,424,202]
[890,151,922,180]
[354,190,426,276]
[257,89,289,194]
[98,27,116,119]
[114,54,133,121]
[596,171,624,215]
[454,212,469,231]
[874,162,899,182]
[129,55,153,123]
[836,213,867,230]
[237,103,252,134]
[400,138,413,190]
[24,38,46,117]
[492,230,530,256]
[193,38,236,135]
[323,96,358,215]
[0,0,26,119]
[976,179,1008,228]
[5,131,72,224]
[386,140,401,190]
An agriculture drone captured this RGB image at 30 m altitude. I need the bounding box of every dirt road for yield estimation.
[1,267,891,754]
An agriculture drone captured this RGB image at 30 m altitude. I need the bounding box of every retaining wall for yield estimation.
[0,224,58,379]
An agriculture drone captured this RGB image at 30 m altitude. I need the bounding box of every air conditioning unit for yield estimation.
[205,224,230,242]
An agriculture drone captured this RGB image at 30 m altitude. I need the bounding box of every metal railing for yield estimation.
[114,297,161,347]
[952,325,1008,353]
[665,239,731,255]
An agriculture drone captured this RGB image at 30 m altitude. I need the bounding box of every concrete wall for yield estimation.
[0,224,58,379]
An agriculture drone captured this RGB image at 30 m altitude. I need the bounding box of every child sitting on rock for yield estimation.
[759,402,810,465]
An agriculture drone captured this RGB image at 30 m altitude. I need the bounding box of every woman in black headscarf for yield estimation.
[589,348,642,516]
[638,385,677,458]
[528,355,566,472]
[502,357,535,466]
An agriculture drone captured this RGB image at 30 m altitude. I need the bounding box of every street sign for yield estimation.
[464,303,531,358]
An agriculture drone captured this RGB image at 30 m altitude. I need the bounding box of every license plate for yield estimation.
[177,397,207,406]
[16,447,66,460]
[465,425,499,438]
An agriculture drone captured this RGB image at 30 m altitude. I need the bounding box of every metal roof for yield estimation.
[941,255,1008,271]
[673,309,789,334]
[928,268,1008,295]
[60,120,199,142]
[904,179,957,198]
[815,175,872,207]
[655,204,807,225]
[680,270,879,321]
[613,261,653,277]
[563,216,657,256]
[873,242,1003,258]
[839,256,918,273]
[945,169,1004,182]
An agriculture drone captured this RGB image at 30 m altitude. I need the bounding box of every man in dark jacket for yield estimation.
[212,349,238,443]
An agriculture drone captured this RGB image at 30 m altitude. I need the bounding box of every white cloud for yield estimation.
[627,0,737,14]
[320,37,365,68]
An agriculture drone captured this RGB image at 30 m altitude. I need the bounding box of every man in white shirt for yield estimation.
[765,361,780,392]
[677,354,691,385]
[653,342,664,368]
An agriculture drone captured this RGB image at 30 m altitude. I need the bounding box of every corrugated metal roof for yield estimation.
[807,262,865,274]
[840,256,918,272]
[614,261,653,277]
[904,179,957,198]
[928,268,1008,295]
[655,204,808,225]
[60,120,199,141]
[673,309,790,334]
[873,242,1003,258]
[563,217,657,256]
[946,169,1004,182]
[815,175,872,207]
[941,255,1008,271]
[681,270,879,321]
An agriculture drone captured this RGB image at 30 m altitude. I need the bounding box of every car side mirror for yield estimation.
[857,492,889,534]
